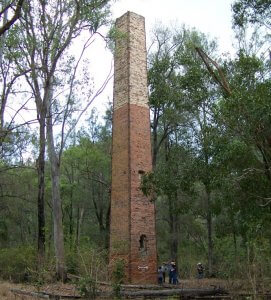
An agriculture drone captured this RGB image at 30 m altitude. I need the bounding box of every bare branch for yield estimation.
[195,47,232,96]
[62,60,113,152]
[59,34,96,158]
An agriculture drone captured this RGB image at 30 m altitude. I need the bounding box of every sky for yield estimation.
[111,0,235,54]
[89,0,236,117]
[6,0,237,156]
[9,1,237,132]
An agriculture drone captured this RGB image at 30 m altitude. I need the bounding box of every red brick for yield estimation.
[109,12,157,284]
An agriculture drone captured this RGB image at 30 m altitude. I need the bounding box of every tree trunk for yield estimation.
[151,107,159,168]
[0,0,8,147]
[152,129,158,168]
[231,215,237,258]
[119,287,227,298]
[75,207,84,249]
[164,137,179,262]
[37,115,46,263]
[168,195,179,262]
[69,186,74,250]
[0,0,7,66]
[206,189,213,277]
[47,109,67,282]
[105,200,111,251]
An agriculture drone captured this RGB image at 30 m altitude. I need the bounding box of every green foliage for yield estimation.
[112,259,125,284]
[77,276,97,299]
[141,172,158,200]
[71,246,108,298]
[0,220,8,243]
[78,0,111,31]
[147,19,271,280]
[78,247,108,280]
[213,237,246,278]
[61,120,111,249]
[0,246,37,282]
[65,248,79,274]
[111,259,125,299]
[232,0,271,28]
[107,25,128,53]
[1,0,271,287]
[178,238,206,278]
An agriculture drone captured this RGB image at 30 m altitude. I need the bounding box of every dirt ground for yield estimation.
[0,278,268,299]
[0,282,22,300]
[0,281,80,299]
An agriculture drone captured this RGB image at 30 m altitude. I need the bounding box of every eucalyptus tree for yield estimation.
[61,109,112,251]
[232,0,270,62]
[148,26,186,168]
[232,0,271,30]
[216,53,271,211]
[230,0,271,202]
[11,0,112,280]
[147,25,223,274]
[216,0,271,215]
[0,161,37,246]
[147,25,190,263]
[0,0,33,153]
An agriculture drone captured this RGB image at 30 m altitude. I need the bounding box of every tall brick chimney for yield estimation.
[109,11,157,284]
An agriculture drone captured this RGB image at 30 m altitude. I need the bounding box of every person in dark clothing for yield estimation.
[161,263,167,283]
[168,263,173,284]
[169,261,177,284]
[172,263,178,284]
[157,266,164,285]
[197,262,204,279]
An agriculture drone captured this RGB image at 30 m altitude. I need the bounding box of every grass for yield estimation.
[0,281,36,300]
[0,281,16,300]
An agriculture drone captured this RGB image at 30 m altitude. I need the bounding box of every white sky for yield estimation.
[112,0,235,54]
[5,0,237,157]
[90,0,235,118]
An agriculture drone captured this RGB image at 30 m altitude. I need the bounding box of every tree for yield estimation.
[216,52,271,204]
[12,0,111,280]
[147,25,222,274]
[0,0,33,152]
[0,0,25,37]
[148,26,186,168]
[232,0,271,29]
[61,108,112,250]
[232,0,270,63]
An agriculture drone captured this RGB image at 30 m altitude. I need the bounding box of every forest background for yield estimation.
[0,0,270,291]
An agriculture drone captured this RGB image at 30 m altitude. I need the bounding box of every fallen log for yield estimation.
[10,288,82,299]
[120,283,162,289]
[41,292,81,299]
[120,287,228,298]
[68,273,169,290]
[10,288,50,299]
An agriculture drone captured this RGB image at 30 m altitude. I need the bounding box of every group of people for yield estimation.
[157,261,178,285]
[157,261,205,284]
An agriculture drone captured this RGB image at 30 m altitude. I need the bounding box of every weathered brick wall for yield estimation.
[113,12,149,111]
[109,12,157,284]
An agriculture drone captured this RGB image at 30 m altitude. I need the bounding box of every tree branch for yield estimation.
[195,47,232,96]
[0,0,24,36]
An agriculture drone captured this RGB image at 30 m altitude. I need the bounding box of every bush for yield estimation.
[111,259,125,299]
[178,240,205,279]
[77,276,97,299]
[65,247,79,274]
[213,236,246,279]
[76,246,109,282]
[74,246,108,299]
[0,246,37,282]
